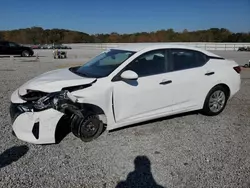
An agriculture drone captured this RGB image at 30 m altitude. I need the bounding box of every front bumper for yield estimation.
[10,103,64,144]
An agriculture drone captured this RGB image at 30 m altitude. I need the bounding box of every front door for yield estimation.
[0,41,9,55]
[112,49,175,123]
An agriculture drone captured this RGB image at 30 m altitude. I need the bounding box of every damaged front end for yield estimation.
[10,83,94,144]
[22,86,89,118]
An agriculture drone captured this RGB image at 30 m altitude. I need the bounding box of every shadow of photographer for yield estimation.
[116,155,165,188]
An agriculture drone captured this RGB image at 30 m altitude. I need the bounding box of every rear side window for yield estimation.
[169,49,208,71]
[196,51,208,65]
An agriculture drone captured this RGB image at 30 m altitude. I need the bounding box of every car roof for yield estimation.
[112,43,221,57]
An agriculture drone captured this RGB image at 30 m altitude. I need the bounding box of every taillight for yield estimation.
[233,66,241,74]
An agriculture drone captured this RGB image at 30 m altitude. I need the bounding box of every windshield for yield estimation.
[75,49,135,78]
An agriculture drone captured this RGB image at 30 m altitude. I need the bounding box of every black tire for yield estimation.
[72,114,104,142]
[202,85,229,116]
[21,50,30,57]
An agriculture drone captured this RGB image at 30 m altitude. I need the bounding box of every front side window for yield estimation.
[169,49,208,71]
[124,49,167,77]
[8,42,19,47]
[75,49,135,78]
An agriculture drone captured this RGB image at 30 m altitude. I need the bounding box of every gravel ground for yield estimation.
[0,51,250,188]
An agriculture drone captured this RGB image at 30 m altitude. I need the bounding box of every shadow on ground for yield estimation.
[116,156,165,188]
[55,115,72,144]
[0,145,29,169]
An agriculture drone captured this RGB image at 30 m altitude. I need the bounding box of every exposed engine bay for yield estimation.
[21,89,80,112]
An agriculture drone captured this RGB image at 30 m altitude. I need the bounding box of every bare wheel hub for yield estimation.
[86,122,96,132]
[80,118,99,138]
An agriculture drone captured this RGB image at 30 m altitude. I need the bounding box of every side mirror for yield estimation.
[120,70,138,80]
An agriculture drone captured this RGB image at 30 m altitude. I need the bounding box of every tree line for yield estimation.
[0,27,249,44]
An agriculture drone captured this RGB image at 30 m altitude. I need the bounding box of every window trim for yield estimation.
[111,49,169,82]
[167,48,210,72]
[207,56,224,60]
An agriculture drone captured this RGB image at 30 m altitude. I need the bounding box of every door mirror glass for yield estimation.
[120,70,138,80]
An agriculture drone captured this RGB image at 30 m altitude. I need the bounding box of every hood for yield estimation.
[18,68,96,95]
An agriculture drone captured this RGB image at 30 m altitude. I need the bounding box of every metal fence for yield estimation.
[64,42,250,51]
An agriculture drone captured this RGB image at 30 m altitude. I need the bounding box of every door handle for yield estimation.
[160,80,172,85]
[205,72,215,76]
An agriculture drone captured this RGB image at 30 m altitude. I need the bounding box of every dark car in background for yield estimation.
[0,41,34,57]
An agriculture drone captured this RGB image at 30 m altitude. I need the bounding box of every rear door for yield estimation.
[165,48,213,112]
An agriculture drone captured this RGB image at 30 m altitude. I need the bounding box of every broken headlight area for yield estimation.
[33,91,61,110]
[12,89,83,123]
[19,83,94,111]
[16,83,95,128]
[20,87,86,113]
[23,90,78,111]
[19,90,57,111]
[20,90,49,102]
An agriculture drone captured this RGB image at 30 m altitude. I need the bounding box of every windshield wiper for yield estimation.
[69,67,88,77]
[69,67,87,77]
[75,71,90,77]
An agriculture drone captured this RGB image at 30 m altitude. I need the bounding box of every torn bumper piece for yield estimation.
[10,103,64,144]
[10,89,84,144]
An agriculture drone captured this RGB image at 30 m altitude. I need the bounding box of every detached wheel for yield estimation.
[21,50,30,57]
[72,115,104,142]
[202,85,229,116]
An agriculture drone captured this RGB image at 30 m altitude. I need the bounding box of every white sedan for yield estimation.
[9,44,241,144]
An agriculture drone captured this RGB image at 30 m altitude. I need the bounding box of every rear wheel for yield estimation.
[202,85,229,116]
